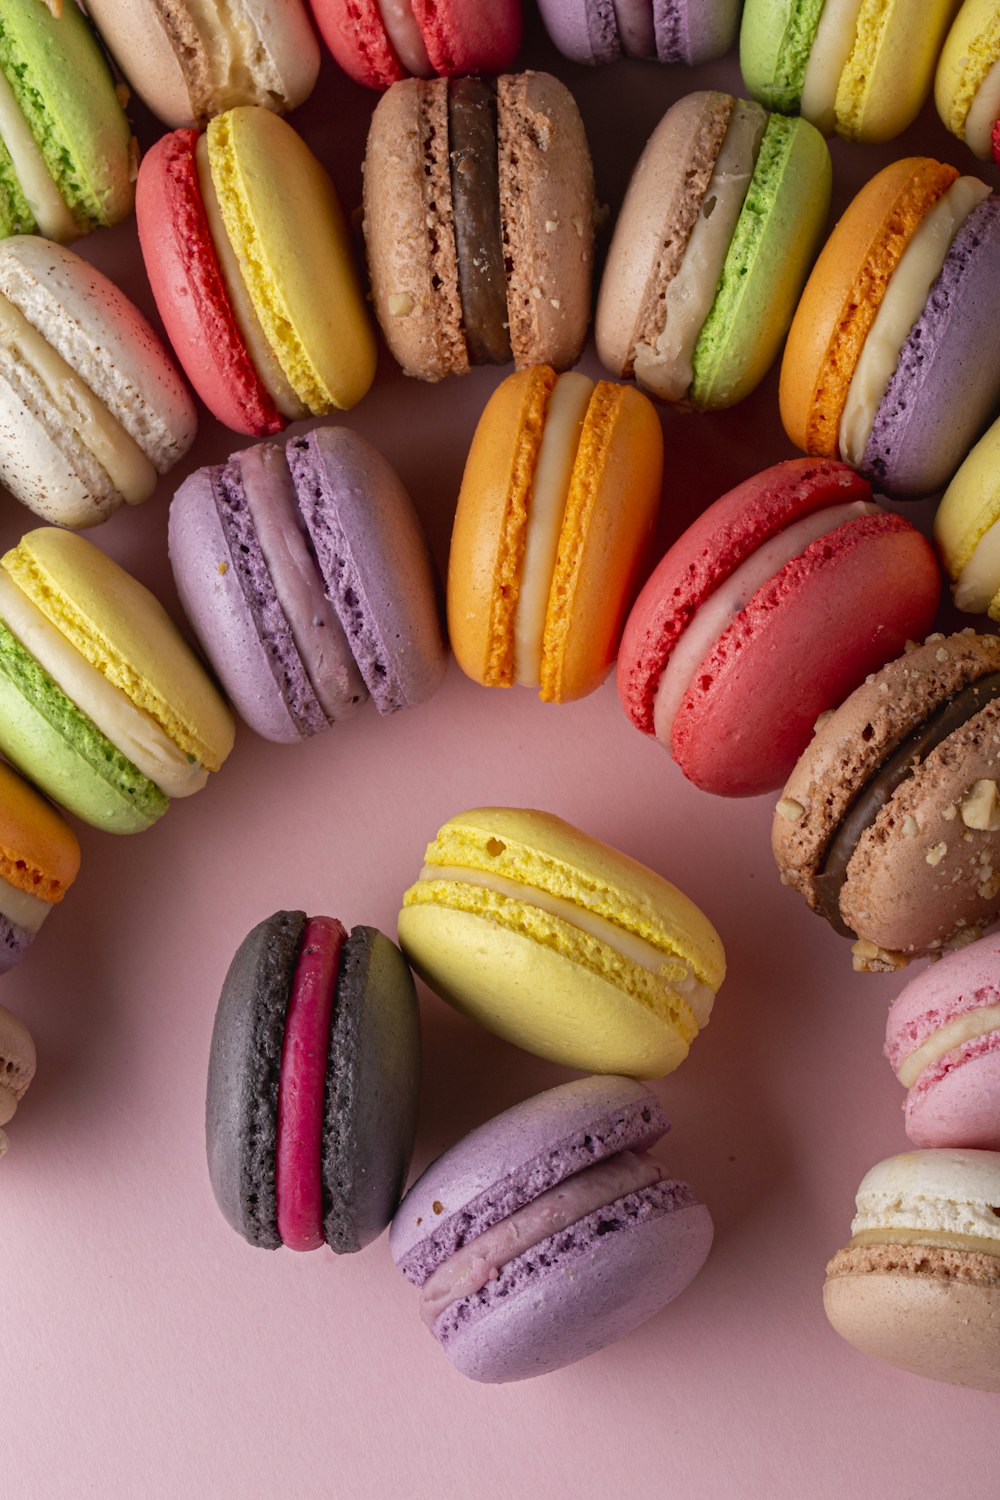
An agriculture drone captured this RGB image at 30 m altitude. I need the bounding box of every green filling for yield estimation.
[0,1,130,231]
[762,0,827,114]
[0,616,168,829]
[0,133,35,236]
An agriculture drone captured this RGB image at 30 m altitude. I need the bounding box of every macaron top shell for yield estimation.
[0,760,79,904]
[312,0,522,88]
[83,0,321,128]
[935,0,1000,158]
[934,416,1000,613]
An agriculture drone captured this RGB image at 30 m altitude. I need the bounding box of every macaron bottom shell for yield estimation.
[905,1046,1000,1151]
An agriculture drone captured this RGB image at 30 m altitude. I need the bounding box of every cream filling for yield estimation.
[799,0,866,135]
[897,1004,1000,1088]
[848,1226,1000,1258]
[652,500,880,746]
[632,99,767,402]
[183,0,286,111]
[965,57,1000,160]
[0,571,207,799]
[195,135,306,422]
[376,0,434,76]
[955,513,1000,614]
[513,372,592,688]
[0,66,77,241]
[418,863,716,1026]
[0,293,157,505]
[851,1191,1000,1244]
[0,869,50,934]
[839,176,990,467]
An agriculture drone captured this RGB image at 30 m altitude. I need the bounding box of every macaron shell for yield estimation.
[322,926,421,1253]
[738,0,824,113]
[835,0,957,143]
[310,0,410,88]
[0,1003,35,1101]
[0,759,79,901]
[935,0,1000,152]
[824,1263,1000,1391]
[136,128,283,436]
[414,0,522,76]
[935,416,1000,587]
[669,512,940,797]
[905,1045,1000,1150]
[675,0,741,63]
[441,1199,713,1382]
[536,0,612,64]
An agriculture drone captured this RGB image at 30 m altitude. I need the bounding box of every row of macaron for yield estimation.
[9,0,1000,185]
[2,79,1000,547]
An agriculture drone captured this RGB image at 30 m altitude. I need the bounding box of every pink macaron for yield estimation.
[309,0,521,89]
[885,934,1000,1150]
[616,458,941,797]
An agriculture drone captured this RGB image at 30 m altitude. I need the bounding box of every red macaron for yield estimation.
[310,0,522,90]
[616,458,941,797]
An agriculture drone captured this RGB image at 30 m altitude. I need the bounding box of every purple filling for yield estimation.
[863,195,1000,499]
[212,463,328,737]
[0,913,33,975]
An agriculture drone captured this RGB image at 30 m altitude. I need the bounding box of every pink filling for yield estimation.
[275,916,346,1252]
[418,1150,664,1328]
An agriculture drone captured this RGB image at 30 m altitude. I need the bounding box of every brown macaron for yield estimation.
[362,72,596,382]
[772,632,1000,970]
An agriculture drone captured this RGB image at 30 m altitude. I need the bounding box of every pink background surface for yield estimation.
[2,9,999,1497]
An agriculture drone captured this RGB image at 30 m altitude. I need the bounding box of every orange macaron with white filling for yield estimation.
[447,366,663,703]
[0,760,79,974]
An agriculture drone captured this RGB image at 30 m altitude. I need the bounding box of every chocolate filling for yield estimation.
[816,673,1000,934]
[447,78,511,366]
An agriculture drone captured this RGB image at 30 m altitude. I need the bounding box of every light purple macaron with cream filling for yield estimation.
[390,1075,713,1382]
[537,0,739,65]
[168,427,447,742]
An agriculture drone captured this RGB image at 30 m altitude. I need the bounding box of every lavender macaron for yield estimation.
[390,1076,713,1382]
[537,0,739,65]
[168,428,446,742]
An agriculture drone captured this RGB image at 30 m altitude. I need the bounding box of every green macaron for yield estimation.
[0,0,135,241]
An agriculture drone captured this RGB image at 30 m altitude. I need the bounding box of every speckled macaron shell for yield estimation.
[773,632,1000,961]
[885,934,1000,1149]
[391,1076,713,1383]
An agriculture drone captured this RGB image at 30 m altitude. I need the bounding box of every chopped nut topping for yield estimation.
[926,842,948,866]
[902,815,918,837]
[926,632,945,644]
[961,779,1000,832]
[935,648,949,663]
[852,940,909,973]
[775,797,805,823]
[903,639,920,653]
[813,710,833,733]
[942,804,958,821]
[544,220,558,233]
[217,561,228,576]
[387,293,414,317]
[946,924,982,950]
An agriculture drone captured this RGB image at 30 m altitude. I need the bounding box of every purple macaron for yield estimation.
[537,0,739,65]
[168,427,447,743]
[390,1076,713,1383]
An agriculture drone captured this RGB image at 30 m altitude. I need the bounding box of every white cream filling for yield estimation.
[195,135,306,422]
[0,571,207,800]
[0,292,157,505]
[852,1190,1000,1243]
[652,500,880,746]
[632,99,767,402]
[376,0,434,76]
[0,869,50,934]
[965,56,1000,160]
[513,372,592,688]
[839,176,990,467]
[898,1004,1000,1088]
[799,0,866,135]
[955,512,1000,614]
[0,66,77,242]
[418,863,715,1026]
[183,0,286,110]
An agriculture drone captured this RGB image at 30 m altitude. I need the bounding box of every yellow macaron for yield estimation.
[935,0,1000,160]
[934,415,1000,617]
[397,807,726,1078]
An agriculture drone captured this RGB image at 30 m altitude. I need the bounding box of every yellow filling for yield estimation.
[898,1003,1000,1088]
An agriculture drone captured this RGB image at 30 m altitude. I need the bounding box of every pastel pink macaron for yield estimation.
[616,457,941,797]
[309,0,521,90]
[885,934,1000,1150]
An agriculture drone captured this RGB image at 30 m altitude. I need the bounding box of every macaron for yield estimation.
[780,157,1000,500]
[309,0,521,89]
[207,909,420,1252]
[824,1149,1000,1393]
[363,73,596,382]
[136,105,375,437]
[935,0,1000,162]
[885,935,1000,1151]
[0,0,135,242]
[537,0,739,65]
[772,632,1000,972]
[0,527,234,835]
[0,1004,35,1158]
[83,0,321,128]
[0,760,79,974]
[934,414,1000,618]
[617,458,941,797]
[596,91,831,411]
[448,366,662,704]
[0,237,196,529]
[169,427,447,743]
[398,807,726,1078]
[391,1075,713,1382]
[740,0,957,142]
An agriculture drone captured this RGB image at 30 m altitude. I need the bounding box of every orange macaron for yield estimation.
[448,366,663,703]
[0,761,80,974]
